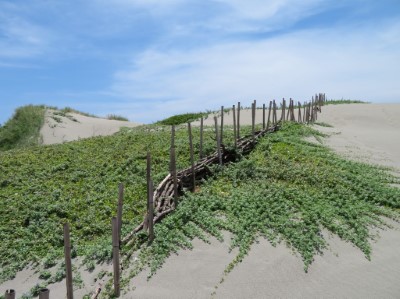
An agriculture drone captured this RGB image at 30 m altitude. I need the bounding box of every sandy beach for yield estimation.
[1,103,399,298]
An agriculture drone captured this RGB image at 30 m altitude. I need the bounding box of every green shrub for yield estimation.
[158,112,207,125]
[0,105,45,151]
[106,114,129,121]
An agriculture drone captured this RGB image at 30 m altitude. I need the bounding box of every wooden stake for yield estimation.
[170,147,178,208]
[170,125,175,149]
[143,152,151,231]
[237,102,240,139]
[117,183,123,243]
[112,217,120,297]
[148,180,154,243]
[298,101,302,123]
[214,117,222,166]
[251,103,255,141]
[39,288,50,299]
[303,102,306,123]
[188,122,195,191]
[262,103,266,129]
[5,289,15,299]
[267,101,272,129]
[220,106,224,145]
[281,99,285,122]
[63,223,73,299]
[199,117,204,159]
[273,100,277,125]
[311,98,315,122]
[232,105,237,148]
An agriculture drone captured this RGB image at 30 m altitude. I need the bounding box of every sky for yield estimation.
[1,0,400,125]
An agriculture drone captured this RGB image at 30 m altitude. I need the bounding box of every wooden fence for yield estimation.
[4,93,326,299]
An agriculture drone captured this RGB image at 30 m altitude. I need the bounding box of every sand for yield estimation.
[2,103,400,298]
[40,110,141,145]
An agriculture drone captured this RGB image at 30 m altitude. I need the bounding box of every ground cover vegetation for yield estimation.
[0,121,237,283]
[157,112,208,125]
[1,108,399,296]
[114,122,400,295]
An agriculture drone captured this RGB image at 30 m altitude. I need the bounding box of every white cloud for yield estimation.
[109,19,400,122]
[0,5,50,58]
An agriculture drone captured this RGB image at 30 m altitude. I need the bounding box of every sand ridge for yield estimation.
[39,109,142,145]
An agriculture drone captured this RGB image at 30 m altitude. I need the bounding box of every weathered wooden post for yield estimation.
[63,223,73,299]
[237,101,240,139]
[310,98,315,122]
[214,117,222,166]
[267,101,272,129]
[199,117,204,159]
[170,147,178,208]
[4,289,15,299]
[262,103,266,129]
[112,217,120,297]
[143,151,151,231]
[273,100,277,125]
[171,125,175,148]
[281,98,285,122]
[188,122,196,191]
[303,102,306,123]
[251,102,255,142]
[298,101,302,123]
[220,106,224,145]
[39,288,50,299]
[148,180,154,243]
[117,183,124,243]
[232,104,237,148]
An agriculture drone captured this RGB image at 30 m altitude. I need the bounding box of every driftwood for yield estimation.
[121,123,280,245]
[91,285,102,299]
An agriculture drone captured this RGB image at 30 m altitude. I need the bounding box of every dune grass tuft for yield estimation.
[0,105,46,151]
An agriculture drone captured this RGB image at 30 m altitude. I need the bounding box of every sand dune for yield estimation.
[2,103,399,298]
[130,103,400,299]
[40,109,141,145]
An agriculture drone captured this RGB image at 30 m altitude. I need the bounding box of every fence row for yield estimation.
[4,93,326,298]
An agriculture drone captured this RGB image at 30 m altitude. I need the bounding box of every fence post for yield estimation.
[267,101,272,129]
[237,102,240,139]
[5,289,15,299]
[214,117,222,166]
[281,99,285,122]
[199,117,204,159]
[220,106,224,145]
[262,103,266,129]
[63,223,73,299]
[170,147,178,208]
[188,122,195,191]
[117,183,124,243]
[112,217,120,297]
[171,125,175,149]
[298,101,302,123]
[286,99,290,120]
[39,288,50,299]
[251,102,255,142]
[303,102,306,123]
[232,104,237,148]
[143,151,151,231]
[148,180,154,243]
[273,100,277,125]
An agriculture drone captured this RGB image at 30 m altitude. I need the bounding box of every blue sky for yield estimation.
[1,0,400,125]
